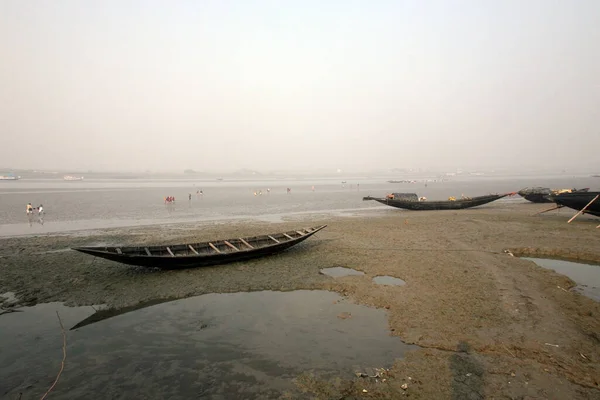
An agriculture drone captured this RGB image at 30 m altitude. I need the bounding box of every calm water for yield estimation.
[373,276,406,286]
[320,267,365,277]
[523,258,600,301]
[0,175,597,236]
[0,290,414,400]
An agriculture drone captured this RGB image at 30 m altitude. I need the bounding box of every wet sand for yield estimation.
[1,203,600,399]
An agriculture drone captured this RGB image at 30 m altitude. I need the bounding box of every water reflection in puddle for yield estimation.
[0,290,415,400]
[319,267,365,277]
[373,276,406,286]
[523,258,600,301]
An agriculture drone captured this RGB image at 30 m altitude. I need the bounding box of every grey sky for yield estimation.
[1,1,599,172]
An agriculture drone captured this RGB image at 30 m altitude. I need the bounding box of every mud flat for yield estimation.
[1,203,599,399]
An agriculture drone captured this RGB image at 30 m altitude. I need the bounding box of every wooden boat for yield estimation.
[518,187,589,203]
[0,174,20,181]
[550,192,600,217]
[72,225,327,269]
[64,175,84,181]
[363,193,513,211]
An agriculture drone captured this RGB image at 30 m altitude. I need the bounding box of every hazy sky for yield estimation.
[1,1,599,172]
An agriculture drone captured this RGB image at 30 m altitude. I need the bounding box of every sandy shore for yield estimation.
[1,203,599,399]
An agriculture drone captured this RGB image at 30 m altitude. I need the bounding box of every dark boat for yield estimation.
[518,187,590,203]
[363,193,513,211]
[550,192,600,217]
[72,225,327,269]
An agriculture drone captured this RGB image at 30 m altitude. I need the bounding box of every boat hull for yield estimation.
[551,192,600,217]
[363,194,510,211]
[521,193,554,203]
[518,188,589,204]
[72,225,326,269]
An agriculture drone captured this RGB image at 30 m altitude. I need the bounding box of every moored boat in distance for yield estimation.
[72,225,327,269]
[0,174,20,181]
[64,175,84,181]
[363,192,514,211]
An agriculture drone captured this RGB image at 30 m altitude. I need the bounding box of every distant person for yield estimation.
[189,193,192,201]
[311,185,315,191]
[26,203,34,226]
[267,188,270,194]
[37,205,44,225]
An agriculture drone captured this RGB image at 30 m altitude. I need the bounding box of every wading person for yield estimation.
[37,204,44,225]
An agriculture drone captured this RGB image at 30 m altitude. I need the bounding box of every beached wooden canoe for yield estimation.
[550,192,600,217]
[72,225,327,269]
[363,193,513,211]
[518,187,590,204]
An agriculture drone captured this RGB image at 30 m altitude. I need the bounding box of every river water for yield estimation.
[0,174,597,236]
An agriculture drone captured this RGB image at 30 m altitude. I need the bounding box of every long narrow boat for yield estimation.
[363,193,513,211]
[72,225,327,269]
[518,187,589,204]
[550,192,600,217]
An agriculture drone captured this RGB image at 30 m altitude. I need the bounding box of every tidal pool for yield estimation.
[0,290,415,400]
[319,267,365,277]
[373,276,406,286]
[523,257,600,301]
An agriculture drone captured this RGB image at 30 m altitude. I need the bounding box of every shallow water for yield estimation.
[320,267,365,277]
[1,175,588,236]
[523,258,600,301]
[373,276,406,286]
[0,290,415,400]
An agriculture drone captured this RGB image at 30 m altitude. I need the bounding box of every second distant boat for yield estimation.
[64,175,84,181]
[518,187,589,203]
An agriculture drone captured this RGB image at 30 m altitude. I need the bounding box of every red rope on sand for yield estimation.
[40,311,66,400]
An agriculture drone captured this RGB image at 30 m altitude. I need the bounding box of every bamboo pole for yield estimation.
[532,205,563,216]
[567,195,599,223]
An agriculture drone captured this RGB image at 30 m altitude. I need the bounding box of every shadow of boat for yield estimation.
[70,297,178,330]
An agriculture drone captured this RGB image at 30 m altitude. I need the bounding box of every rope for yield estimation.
[40,311,67,400]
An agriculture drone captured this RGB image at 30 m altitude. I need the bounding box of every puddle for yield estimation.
[373,276,406,286]
[522,258,600,301]
[319,267,365,277]
[0,290,415,400]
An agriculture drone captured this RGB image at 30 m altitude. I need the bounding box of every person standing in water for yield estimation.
[37,204,44,225]
[26,203,33,226]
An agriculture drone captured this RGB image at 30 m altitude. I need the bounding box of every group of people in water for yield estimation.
[25,202,44,225]
[253,188,271,196]
[166,189,205,204]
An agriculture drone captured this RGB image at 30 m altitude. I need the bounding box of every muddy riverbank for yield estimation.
[1,203,599,399]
